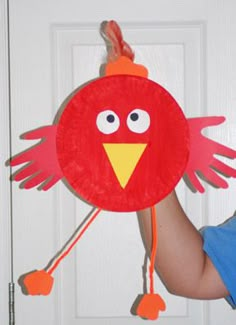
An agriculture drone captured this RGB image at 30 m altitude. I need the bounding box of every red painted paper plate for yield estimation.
[56,75,189,212]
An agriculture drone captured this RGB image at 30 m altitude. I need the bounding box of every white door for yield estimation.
[1,0,236,324]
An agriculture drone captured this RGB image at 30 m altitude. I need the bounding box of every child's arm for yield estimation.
[138,191,229,299]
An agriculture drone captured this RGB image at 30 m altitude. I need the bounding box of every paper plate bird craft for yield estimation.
[9,21,236,320]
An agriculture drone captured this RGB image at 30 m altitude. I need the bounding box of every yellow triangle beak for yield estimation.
[103,143,147,189]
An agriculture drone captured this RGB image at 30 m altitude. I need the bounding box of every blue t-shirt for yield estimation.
[201,216,236,308]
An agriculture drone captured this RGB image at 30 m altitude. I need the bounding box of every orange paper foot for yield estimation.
[136,293,166,320]
[22,270,54,295]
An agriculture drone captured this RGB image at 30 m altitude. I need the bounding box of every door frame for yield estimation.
[0,0,13,324]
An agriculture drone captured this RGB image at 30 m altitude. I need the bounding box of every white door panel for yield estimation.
[1,0,235,324]
[55,22,202,325]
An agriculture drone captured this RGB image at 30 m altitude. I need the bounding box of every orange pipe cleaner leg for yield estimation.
[47,207,101,275]
[149,205,157,294]
[135,205,166,320]
[21,208,102,295]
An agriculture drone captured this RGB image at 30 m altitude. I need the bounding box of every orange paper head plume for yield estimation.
[100,20,148,78]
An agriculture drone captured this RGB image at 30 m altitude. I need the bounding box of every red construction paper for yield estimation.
[185,117,236,192]
[56,75,190,212]
[10,125,63,190]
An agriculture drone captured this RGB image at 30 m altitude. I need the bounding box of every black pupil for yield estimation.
[107,114,115,123]
[130,112,139,121]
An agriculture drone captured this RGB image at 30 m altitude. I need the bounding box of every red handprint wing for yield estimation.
[185,117,236,192]
[10,125,63,190]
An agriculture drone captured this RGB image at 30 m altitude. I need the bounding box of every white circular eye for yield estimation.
[127,109,150,133]
[96,110,120,134]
